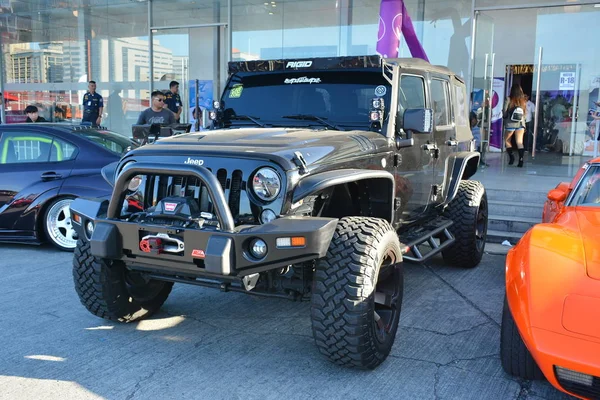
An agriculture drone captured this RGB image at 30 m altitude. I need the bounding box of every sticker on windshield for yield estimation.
[229,84,243,98]
[284,77,321,85]
[375,85,387,97]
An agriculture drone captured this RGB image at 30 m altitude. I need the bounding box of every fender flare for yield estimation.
[291,169,395,219]
[441,151,480,205]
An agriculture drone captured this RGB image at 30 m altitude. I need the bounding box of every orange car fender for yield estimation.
[506,221,586,343]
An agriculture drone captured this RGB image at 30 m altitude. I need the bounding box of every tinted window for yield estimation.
[398,75,426,111]
[0,132,77,164]
[454,83,468,127]
[571,165,600,206]
[431,79,450,127]
[221,71,392,130]
[73,129,136,156]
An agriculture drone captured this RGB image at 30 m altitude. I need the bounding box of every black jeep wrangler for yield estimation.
[71,55,487,369]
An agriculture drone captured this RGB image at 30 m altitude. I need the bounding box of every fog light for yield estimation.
[249,238,267,259]
[555,366,594,386]
[85,221,95,238]
[260,209,277,224]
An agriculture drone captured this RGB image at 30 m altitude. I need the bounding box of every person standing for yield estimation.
[164,80,182,123]
[82,80,103,126]
[525,94,535,152]
[503,84,528,168]
[137,90,176,125]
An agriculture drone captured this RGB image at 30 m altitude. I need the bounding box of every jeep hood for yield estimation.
[132,127,390,169]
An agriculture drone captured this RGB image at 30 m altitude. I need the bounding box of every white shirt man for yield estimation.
[526,97,535,123]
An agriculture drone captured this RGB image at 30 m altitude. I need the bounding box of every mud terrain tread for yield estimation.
[73,239,172,322]
[311,217,401,369]
[442,180,487,268]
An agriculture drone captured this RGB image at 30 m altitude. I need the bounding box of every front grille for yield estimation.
[145,168,244,221]
[555,366,600,399]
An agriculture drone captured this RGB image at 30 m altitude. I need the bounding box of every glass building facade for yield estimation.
[0,0,599,157]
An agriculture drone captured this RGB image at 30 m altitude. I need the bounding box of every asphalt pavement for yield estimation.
[0,243,573,400]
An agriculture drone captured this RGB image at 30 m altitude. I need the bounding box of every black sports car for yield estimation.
[0,124,137,250]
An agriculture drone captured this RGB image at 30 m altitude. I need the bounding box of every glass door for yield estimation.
[531,5,600,158]
[151,26,227,129]
[470,11,495,165]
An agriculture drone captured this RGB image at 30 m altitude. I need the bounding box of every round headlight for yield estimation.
[128,175,142,191]
[249,238,268,259]
[252,167,281,202]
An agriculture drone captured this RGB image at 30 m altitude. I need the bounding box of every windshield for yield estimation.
[571,165,600,206]
[220,71,391,131]
[73,129,137,156]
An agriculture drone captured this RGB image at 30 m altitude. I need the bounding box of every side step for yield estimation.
[399,218,455,263]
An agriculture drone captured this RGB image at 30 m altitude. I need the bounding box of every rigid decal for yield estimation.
[284,77,321,85]
[375,85,387,97]
[286,61,313,68]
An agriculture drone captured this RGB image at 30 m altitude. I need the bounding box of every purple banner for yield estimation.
[376,0,429,61]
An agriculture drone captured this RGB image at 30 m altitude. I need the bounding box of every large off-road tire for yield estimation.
[311,217,403,369]
[500,295,544,380]
[73,239,173,322]
[442,180,488,268]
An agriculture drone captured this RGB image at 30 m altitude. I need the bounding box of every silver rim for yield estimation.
[46,198,77,249]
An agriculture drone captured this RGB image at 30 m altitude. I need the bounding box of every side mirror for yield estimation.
[547,188,568,202]
[402,108,433,134]
[101,161,119,188]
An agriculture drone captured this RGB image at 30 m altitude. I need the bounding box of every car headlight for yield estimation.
[128,175,142,191]
[252,167,281,202]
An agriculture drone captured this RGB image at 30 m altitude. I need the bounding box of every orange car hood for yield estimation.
[575,208,600,280]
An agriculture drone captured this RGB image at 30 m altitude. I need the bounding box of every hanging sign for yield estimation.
[559,72,576,90]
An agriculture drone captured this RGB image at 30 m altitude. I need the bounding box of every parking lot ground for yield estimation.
[0,244,573,400]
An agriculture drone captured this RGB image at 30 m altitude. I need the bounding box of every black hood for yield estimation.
[130,128,390,171]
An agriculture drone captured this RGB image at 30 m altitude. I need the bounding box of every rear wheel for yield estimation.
[500,295,544,380]
[311,217,403,369]
[442,180,488,268]
[73,239,173,322]
[44,197,78,251]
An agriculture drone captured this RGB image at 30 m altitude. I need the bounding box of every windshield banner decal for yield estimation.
[284,77,322,85]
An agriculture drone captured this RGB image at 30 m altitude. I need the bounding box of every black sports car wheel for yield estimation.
[44,197,78,251]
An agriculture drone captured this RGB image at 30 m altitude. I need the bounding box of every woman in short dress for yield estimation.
[503,84,528,167]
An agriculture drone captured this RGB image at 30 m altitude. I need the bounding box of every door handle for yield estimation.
[446,140,459,146]
[41,172,62,181]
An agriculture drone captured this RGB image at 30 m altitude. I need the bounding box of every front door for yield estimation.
[395,73,435,221]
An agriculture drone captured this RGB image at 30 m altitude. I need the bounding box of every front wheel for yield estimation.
[311,217,403,369]
[442,180,488,268]
[500,295,544,380]
[73,239,173,322]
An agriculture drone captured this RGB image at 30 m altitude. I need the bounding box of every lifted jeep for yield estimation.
[71,55,487,369]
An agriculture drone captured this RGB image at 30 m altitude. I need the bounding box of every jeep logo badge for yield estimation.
[184,157,204,166]
[286,61,312,69]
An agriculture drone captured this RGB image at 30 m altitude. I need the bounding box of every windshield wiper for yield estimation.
[281,114,345,131]
[228,115,265,127]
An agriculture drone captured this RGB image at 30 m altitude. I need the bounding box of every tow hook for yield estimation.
[140,233,184,254]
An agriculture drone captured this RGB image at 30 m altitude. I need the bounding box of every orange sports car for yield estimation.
[501,158,600,399]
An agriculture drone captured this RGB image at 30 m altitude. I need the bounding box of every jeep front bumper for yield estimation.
[70,162,337,279]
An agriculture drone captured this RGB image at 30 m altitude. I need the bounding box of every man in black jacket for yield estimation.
[25,105,47,122]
